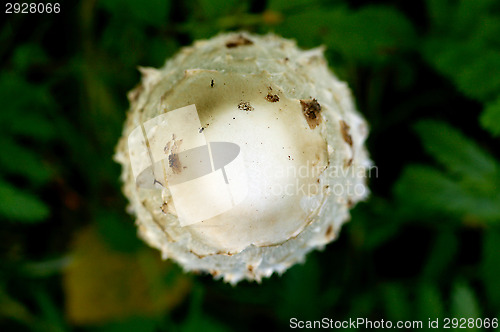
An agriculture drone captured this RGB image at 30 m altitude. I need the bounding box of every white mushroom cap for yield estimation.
[115,32,371,284]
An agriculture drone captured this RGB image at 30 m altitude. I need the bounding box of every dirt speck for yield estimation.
[161,203,168,214]
[344,158,353,168]
[265,87,279,102]
[339,120,353,146]
[238,101,254,112]
[168,154,182,174]
[165,135,183,174]
[226,35,253,48]
[300,99,322,129]
[266,93,280,102]
[325,225,333,238]
[210,79,214,88]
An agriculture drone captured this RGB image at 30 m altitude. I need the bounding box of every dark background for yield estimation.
[1,0,499,331]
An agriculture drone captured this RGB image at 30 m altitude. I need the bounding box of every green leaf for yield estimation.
[181,315,233,332]
[394,165,500,222]
[453,0,499,35]
[423,39,480,85]
[197,0,240,18]
[0,137,52,185]
[400,121,500,223]
[0,73,56,142]
[267,0,320,12]
[475,16,500,46]
[0,180,49,223]
[350,198,402,249]
[480,95,500,136]
[422,0,500,102]
[0,73,54,114]
[96,210,143,253]
[21,256,72,278]
[381,283,410,321]
[347,292,376,318]
[421,231,458,280]
[7,113,56,142]
[481,230,500,308]
[451,282,481,320]
[34,289,67,332]
[327,6,416,64]
[95,317,157,332]
[12,43,48,73]
[417,283,445,320]
[425,0,453,30]
[278,6,416,64]
[395,165,472,213]
[455,50,500,101]
[414,120,497,180]
[274,8,347,49]
[0,283,36,325]
[147,38,179,68]
[277,255,322,321]
[100,22,145,67]
[99,0,171,26]
[180,285,232,332]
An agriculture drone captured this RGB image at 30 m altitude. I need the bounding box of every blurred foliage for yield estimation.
[63,226,191,325]
[0,0,499,331]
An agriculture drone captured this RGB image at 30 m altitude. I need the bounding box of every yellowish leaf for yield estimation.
[63,226,191,325]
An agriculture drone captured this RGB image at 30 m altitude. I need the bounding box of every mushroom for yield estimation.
[114,32,371,284]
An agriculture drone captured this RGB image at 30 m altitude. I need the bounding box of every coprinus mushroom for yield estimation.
[115,32,371,284]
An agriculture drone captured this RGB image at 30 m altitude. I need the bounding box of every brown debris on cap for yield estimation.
[168,154,182,174]
[339,120,353,146]
[226,35,254,48]
[265,87,280,102]
[238,101,254,112]
[266,93,280,102]
[300,99,322,129]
